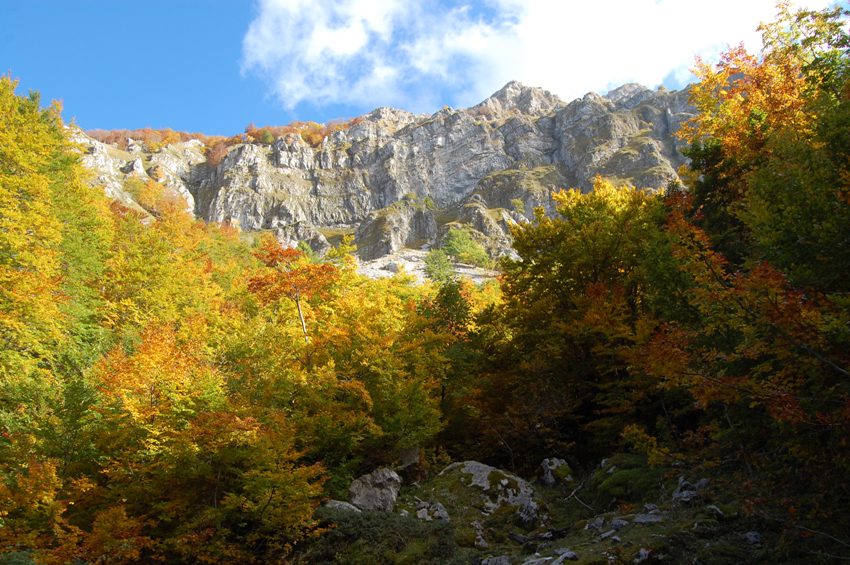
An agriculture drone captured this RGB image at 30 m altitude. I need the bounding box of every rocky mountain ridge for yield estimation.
[76,81,693,272]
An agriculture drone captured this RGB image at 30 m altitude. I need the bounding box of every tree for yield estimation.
[0,77,64,380]
[640,5,850,545]
[248,236,338,367]
[441,228,492,268]
[679,3,850,290]
[424,248,454,283]
[465,178,682,469]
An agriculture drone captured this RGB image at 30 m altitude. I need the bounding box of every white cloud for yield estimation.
[242,0,833,116]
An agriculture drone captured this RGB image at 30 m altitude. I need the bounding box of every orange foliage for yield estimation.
[244,116,365,147]
[248,237,339,305]
[86,127,210,150]
[93,323,222,424]
[679,41,814,165]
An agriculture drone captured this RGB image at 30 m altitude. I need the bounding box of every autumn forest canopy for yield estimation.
[1,4,850,563]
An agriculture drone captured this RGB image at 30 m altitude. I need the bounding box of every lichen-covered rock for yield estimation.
[539,458,572,487]
[349,468,402,512]
[324,500,362,513]
[437,461,540,527]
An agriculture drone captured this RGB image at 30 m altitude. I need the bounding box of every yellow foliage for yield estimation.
[0,77,64,377]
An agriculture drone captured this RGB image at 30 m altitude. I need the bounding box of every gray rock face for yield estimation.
[77,81,692,266]
[273,221,331,256]
[355,197,437,260]
[349,468,402,511]
[73,130,203,215]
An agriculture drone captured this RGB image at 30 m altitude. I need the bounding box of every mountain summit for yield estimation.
[472,80,564,116]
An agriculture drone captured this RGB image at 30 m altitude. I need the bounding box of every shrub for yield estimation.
[442,229,491,268]
[424,249,454,283]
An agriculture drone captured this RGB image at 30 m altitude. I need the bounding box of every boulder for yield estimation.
[438,461,540,527]
[414,500,450,522]
[553,548,579,562]
[481,557,513,565]
[585,516,605,531]
[633,513,665,524]
[539,457,571,486]
[349,468,402,511]
[611,518,629,530]
[323,500,362,513]
[520,557,550,565]
[672,475,707,505]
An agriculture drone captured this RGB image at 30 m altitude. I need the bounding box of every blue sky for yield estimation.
[1,0,837,136]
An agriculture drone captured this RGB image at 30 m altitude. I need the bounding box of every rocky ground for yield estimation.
[357,249,499,284]
[293,455,780,564]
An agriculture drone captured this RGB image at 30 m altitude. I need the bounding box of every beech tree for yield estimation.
[248,236,338,354]
[0,78,64,380]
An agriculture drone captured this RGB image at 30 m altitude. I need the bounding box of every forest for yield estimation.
[0,4,848,563]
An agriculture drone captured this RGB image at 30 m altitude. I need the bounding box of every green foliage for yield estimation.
[296,507,464,564]
[296,239,318,260]
[424,248,454,283]
[510,197,526,215]
[466,178,683,469]
[589,454,664,503]
[441,228,491,268]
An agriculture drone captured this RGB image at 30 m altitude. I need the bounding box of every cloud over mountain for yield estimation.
[242,0,831,115]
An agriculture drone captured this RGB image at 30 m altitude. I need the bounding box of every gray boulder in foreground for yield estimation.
[349,467,402,511]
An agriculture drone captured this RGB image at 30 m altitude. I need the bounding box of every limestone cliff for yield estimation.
[76,81,692,267]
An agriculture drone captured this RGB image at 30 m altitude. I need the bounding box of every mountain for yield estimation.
[75,81,693,272]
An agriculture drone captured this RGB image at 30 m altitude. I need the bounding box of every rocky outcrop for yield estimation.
[539,458,572,487]
[349,468,402,512]
[435,460,541,527]
[77,81,692,269]
[73,130,203,215]
[324,500,362,513]
[355,197,437,260]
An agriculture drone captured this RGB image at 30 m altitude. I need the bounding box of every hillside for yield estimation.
[1,4,849,564]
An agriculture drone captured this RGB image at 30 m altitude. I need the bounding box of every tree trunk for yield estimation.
[295,296,309,345]
[294,296,312,369]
